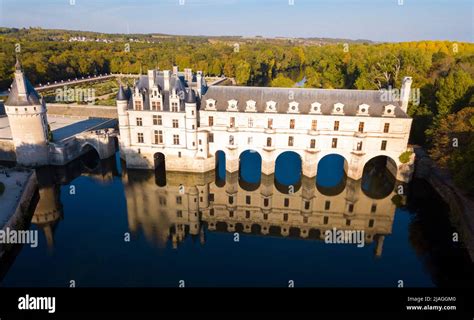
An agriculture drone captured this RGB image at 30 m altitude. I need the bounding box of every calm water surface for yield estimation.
[1,151,473,287]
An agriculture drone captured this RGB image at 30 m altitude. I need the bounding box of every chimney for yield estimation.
[400,76,412,114]
[196,71,203,97]
[147,69,156,88]
[184,68,192,82]
[163,70,170,91]
[173,65,179,75]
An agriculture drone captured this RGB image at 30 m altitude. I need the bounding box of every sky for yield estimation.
[0,0,472,42]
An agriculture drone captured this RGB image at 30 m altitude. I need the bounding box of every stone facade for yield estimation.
[118,67,415,182]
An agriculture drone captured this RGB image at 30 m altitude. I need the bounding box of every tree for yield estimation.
[435,69,474,116]
[271,74,294,88]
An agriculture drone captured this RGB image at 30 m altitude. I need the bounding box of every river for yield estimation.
[0,151,473,287]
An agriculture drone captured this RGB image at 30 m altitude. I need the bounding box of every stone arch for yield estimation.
[239,149,262,191]
[215,150,226,187]
[79,142,101,171]
[361,155,397,199]
[153,152,166,187]
[316,153,348,196]
[274,151,302,193]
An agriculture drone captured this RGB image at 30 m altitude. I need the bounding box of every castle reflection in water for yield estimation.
[30,151,398,259]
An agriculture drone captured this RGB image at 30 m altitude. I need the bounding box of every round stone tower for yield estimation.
[5,58,49,166]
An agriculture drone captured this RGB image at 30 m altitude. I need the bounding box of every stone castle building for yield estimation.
[117,67,415,182]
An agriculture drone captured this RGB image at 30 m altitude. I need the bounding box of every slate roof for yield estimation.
[5,71,42,107]
[202,86,408,118]
[126,72,197,111]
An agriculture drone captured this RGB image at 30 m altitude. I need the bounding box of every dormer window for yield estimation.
[332,103,344,115]
[310,102,322,114]
[357,104,370,116]
[245,100,257,112]
[288,101,299,114]
[227,99,238,111]
[383,104,396,117]
[265,101,277,113]
[206,99,216,110]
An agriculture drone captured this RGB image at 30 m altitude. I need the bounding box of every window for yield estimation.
[151,101,160,110]
[154,130,163,144]
[311,120,317,131]
[135,100,142,110]
[325,201,331,210]
[357,141,363,151]
[136,118,143,126]
[209,193,215,201]
[246,211,251,219]
[381,140,387,151]
[384,123,390,133]
[176,196,182,204]
[290,119,295,129]
[230,117,235,128]
[346,219,351,226]
[172,119,179,128]
[191,110,194,116]
[369,219,374,228]
[263,198,269,207]
[248,137,253,145]
[209,133,214,143]
[246,195,251,205]
[303,216,308,223]
[268,118,273,129]
[283,213,288,222]
[199,139,202,145]
[304,201,310,210]
[159,197,166,205]
[358,122,365,133]
[288,136,294,147]
[171,102,179,112]
[153,115,162,125]
[209,116,214,126]
[267,137,272,147]
[371,204,377,213]
[348,204,354,213]
[264,214,268,220]
[177,210,183,218]
[137,133,144,143]
[210,208,215,216]
[229,135,234,145]
[229,211,234,218]
[324,216,329,224]
[332,138,338,148]
[248,118,254,128]
[173,134,180,145]
[310,139,316,149]
[284,198,290,207]
[334,121,339,131]
[228,196,234,204]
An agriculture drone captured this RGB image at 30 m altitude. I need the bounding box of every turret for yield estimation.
[116,84,131,148]
[5,57,49,166]
[185,89,198,150]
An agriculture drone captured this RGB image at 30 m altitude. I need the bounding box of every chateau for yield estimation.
[117,67,415,182]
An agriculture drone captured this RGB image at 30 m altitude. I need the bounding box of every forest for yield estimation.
[0,28,473,193]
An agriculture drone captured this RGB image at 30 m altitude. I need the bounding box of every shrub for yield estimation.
[399,151,413,164]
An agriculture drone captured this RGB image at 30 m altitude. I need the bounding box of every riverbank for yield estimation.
[0,168,38,259]
[414,147,474,261]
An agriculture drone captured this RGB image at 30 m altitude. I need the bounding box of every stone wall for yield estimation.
[0,139,16,162]
[0,170,37,259]
[414,147,474,261]
[47,104,117,119]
